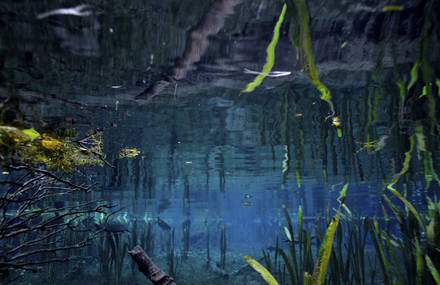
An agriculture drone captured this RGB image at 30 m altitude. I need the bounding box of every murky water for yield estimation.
[1,0,439,284]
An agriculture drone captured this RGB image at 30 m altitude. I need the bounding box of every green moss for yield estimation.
[0,125,103,171]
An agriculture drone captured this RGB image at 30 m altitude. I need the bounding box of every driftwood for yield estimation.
[136,0,244,103]
[128,245,177,285]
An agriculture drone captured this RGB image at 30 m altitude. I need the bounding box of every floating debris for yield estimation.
[37,4,94,19]
[119,148,141,158]
[382,5,403,12]
[332,116,341,128]
[243,68,291,78]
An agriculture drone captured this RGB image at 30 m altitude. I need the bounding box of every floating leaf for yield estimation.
[244,255,279,285]
[383,5,403,12]
[22,128,40,140]
[242,4,286,93]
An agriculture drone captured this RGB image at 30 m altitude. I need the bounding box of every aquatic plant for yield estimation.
[245,255,279,285]
[220,226,227,270]
[167,228,179,278]
[246,184,348,285]
[0,125,104,171]
[286,0,335,120]
[242,4,287,93]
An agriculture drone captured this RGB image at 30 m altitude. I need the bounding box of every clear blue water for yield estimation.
[1,0,439,284]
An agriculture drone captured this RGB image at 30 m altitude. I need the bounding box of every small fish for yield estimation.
[295,113,303,117]
[341,41,347,49]
[244,194,253,199]
[241,201,254,207]
[157,217,171,231]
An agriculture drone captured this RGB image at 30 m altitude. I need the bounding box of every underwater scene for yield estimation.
[1,0,440,284]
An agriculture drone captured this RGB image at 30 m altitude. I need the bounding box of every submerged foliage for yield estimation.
[0,125,103,171]
[287,0,335,118]
[242,4,287,93]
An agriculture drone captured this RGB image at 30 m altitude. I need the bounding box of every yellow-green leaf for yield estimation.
[242,4,286,93]
[387,136,414,192]
[290,0,335,116]
[388,187,425,230]
[407,60,420,90]
[383,5,403,12]
[244,255,279,285]
[119,148,141,158]
[338,183,349,204]
[22,128,40,140]
[312,211,340,285]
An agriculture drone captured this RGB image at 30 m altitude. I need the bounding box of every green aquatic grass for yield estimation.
[385,136,425,230]
[386,136,414,192]
[408,60,420,90]
[288,0,335,117]
[311,184,348,285]
[245,255,279,285]
[426,255,440,285]
[242,4,287,93]
[416,240,424,285]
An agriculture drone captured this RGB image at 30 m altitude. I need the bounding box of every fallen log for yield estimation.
[128,245,177,285]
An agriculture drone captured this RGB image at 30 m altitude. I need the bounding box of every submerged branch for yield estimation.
[129,245,177,285]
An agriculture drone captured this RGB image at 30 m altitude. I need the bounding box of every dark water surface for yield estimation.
[1,0,439,284]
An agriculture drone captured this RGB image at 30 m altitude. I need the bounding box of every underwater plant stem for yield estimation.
[129,245,177,285]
